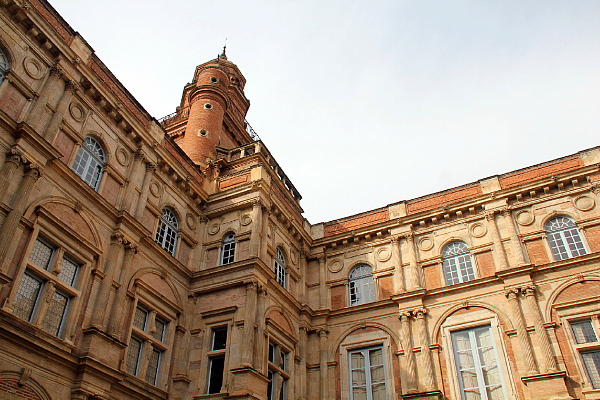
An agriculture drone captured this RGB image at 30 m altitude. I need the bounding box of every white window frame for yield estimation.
[267,341,291,400]
[220,232,236,265]
[274,247,287,288]
[155,208,178,256]
[71,136,106,191]
[442,314,515,400]
[349,264,376,306]
[442,241,476,286]
[544,216,587,261]
[348,345,387,400]
[207,325,229,394]
[339,335,397,400]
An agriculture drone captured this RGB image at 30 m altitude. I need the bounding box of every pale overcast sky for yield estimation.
[49,1,600,224]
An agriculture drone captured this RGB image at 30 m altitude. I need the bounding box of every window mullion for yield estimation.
[469,329,488,400]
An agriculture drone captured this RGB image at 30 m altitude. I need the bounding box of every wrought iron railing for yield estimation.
[157,106,190,126]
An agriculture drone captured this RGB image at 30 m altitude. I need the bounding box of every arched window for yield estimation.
[442,241,475,286]
[155,208,178,255]
[274,247,287,288]
[220,233,236,265]
[545,216,587,261]
[349,264,375,306]
[0,47,9,83]
[72,136,105,190]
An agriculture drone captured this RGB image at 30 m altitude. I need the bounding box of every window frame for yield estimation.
[71,136,106,191]
[348,264,376,306]
[9,233,86,341]
[544,216,587,261]
[267,341,291,400]
[124,300,172,387]
[441,241,476,286]
[207,325,229,394]
[274,247,287,288]
[155,207,179,256]
[566,315,600,391]
[220,232,236,265]
[348,345,388,400]
[0,46,10,83]
[442,314,515,400]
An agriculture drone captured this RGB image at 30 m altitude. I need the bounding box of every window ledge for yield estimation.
[521,371,566,383]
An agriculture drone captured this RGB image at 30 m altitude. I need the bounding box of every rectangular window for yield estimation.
[267,341,290,400]
[145,347,162,385]
[212,327,227,351]
[208,356,225,394]
[29,239,54,270]
[349,346,387,400]
[569,317,600,389]
[451,326,506,400]
[126,336,143,375]
[40,291,69,336]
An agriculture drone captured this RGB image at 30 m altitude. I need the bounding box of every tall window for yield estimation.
[349,264,375,306]
[451,326,506,400]
[125,305,168,385]
[72,136,105,190]
[156,208,178,255]
[274,247,287,288]
[267,342,290,400]
[220,233,236,265]
[12,237,80,337]
[442,241,476,286]
[569,317,600,389]
[208,326,227,394]
[349,346,387,400]
[0,47,9,83]
[545,216,587,261]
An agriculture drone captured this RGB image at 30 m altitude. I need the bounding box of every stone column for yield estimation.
[254,286,268,370]
[485,211,508,271]
[318,255,327,309]
[298,325,308,400]
[134,162,156,220]
[414,308,436,391]
[398,311,417,393]
[0,163,41,272]
[260,209,270,261]
[249,200,263,258]
[107,242,137,340]
[502,209,526,266]
[90,232,125,328]
[26,65,63,128]
[405,234,422,290]
[121,149,146,213]
[0,147,22,202]
[391,237,406,293]
[44,80,78,143]
[190,214,208,271]
[318,329,329,400]
[522,285,558,373]
[241,280,258,366]
[505,288,538,375]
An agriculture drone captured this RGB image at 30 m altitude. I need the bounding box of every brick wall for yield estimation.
[524,239,550,265]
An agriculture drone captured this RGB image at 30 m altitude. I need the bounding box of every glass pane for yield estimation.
[133,307,147,330]
[154,318,166,341]
[208,356,225,394]
[581,351,600,389]
[352,386,367,400]
[125,337,142,375]
[571,320,597,344]
[145,347,161,385]
[13,274,42,321]
[29,239,54,269]
[212,327,227,350]
[41,291,68,336]
[58,257,78,286]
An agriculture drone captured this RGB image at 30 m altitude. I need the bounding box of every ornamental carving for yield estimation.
[240,212,252,226]
[376,247,392,262]
[574,195,595,211]
[186,213,197,230]
[23,57,43,79]
[328,259,343,273]
[469,222,487,238]
[418,236,434,251]
[115,147,130,166]
[515,210,535,226]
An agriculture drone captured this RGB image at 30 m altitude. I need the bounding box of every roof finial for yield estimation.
[219,38,228,60]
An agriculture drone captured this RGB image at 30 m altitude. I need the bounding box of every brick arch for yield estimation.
[545,274,600,321]
[0,371,51,400]
[432,301,515,343]
[24,196,102,248]
[128,268,181,307]
[333,322,400,353]
[264,305,295,337]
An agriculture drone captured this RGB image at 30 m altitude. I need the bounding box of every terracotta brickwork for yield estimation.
[1,2,600,400]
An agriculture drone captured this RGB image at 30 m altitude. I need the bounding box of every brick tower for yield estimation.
[163,48,253,165]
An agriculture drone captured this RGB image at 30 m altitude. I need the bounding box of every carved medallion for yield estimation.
[376,247,392,262]
[469,223,487,238]
[515,210,534,226]
[23,57,43,79]
[69,102,85,122]
[115,147,130,166]
[240,213,252,226]
[149,180,162,197]
[186,213,197,230]
[208,223,220,235]
[574,195,595,211]
[328,259,343,273]
[418,236,435,251]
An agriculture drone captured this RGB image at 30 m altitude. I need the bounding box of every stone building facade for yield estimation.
[1,1,600,400]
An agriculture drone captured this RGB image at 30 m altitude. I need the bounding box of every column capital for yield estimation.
[134,148,147,161]
[110,231,126,245]
[65,80,79,93]
[5,147,23,166]
[485,210,498,221]
[413,308,428,319]
[522,285,537,297]
[398,311,412,321]
[24,163,42,180]
[504,287,520,299]
[318,328,329,337]
[145,161,157,172]
[124,242,138,255]
[49,64,64,77]
[252,198,263,208]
